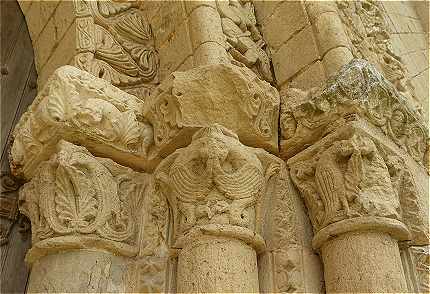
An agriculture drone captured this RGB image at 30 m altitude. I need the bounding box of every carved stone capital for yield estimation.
[19,140,152,264]
[10,65,157,180]
[288,124,412,245]
[154,124,282,249]
[280,59,428,169]
[144,63,280,157]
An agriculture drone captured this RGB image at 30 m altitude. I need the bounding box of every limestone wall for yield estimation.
[17,0,76,88]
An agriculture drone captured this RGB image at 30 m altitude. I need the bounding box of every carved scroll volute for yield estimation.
[19,140,147,260]
[289,133,402,233]
[154,124,280,246]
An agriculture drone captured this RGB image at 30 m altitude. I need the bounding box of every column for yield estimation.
[19,141,147,293]
[154,125,281,293]
[289,131,411,293]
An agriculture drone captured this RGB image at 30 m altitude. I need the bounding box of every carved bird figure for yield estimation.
[315,140,357,227]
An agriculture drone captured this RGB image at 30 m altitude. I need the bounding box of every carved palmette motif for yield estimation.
[19,141,147,246]
[336,1,418,105]
[290,133,401,231]
[216,0,273,83]
[74,0,159,99]
[280,59,428,166]
[154,125,280,241]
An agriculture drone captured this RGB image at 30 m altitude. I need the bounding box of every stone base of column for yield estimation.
[27,249,132,293]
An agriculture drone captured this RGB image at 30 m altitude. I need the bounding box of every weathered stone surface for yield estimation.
[19,140,169,292]
[144,63,279,157]
[154,124,307,293]
[280,59,428,169]
[10,65,153,179]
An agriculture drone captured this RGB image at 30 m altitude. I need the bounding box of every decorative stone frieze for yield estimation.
[216,0,273,83]
[154,124,283,292]
[280,59,428,168]
[10,65,155,179]
[144,63,279,157]
[74,0,159,99]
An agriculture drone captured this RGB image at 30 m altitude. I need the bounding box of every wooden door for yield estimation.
[1,0,38,292]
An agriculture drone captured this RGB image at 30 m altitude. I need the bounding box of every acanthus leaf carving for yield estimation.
[19,140,146,249]
[10,65,156,180]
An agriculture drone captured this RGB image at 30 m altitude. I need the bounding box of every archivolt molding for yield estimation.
[280,59,428,168]
[73,0,159,99]
[215,0,274,83]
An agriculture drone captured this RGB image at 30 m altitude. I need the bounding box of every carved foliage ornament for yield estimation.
[281,59,428,166]
[290,133,401,231]
[11,66,154,179]
[216,0,274,83]
[143,63,279,157]
[74,0,159,98]
[19,141,146,246]
[154,125,280,242]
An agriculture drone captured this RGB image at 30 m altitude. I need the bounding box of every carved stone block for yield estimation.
[144,63,280,158]
[280,59,428,170]
[10,65,154,180]
[288,120,428,247]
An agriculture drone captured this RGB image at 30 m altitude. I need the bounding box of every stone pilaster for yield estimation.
[289,126,411,293]
[154,125,282,292]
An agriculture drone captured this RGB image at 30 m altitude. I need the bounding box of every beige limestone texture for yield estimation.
[177,234,259,293]
[26,250,132,293]
[280,59,428,167]
[18,140,169,292]
[321,231,407,293]
[9,1,430,292]
[144,62,279,156]
[10,65,153,179]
